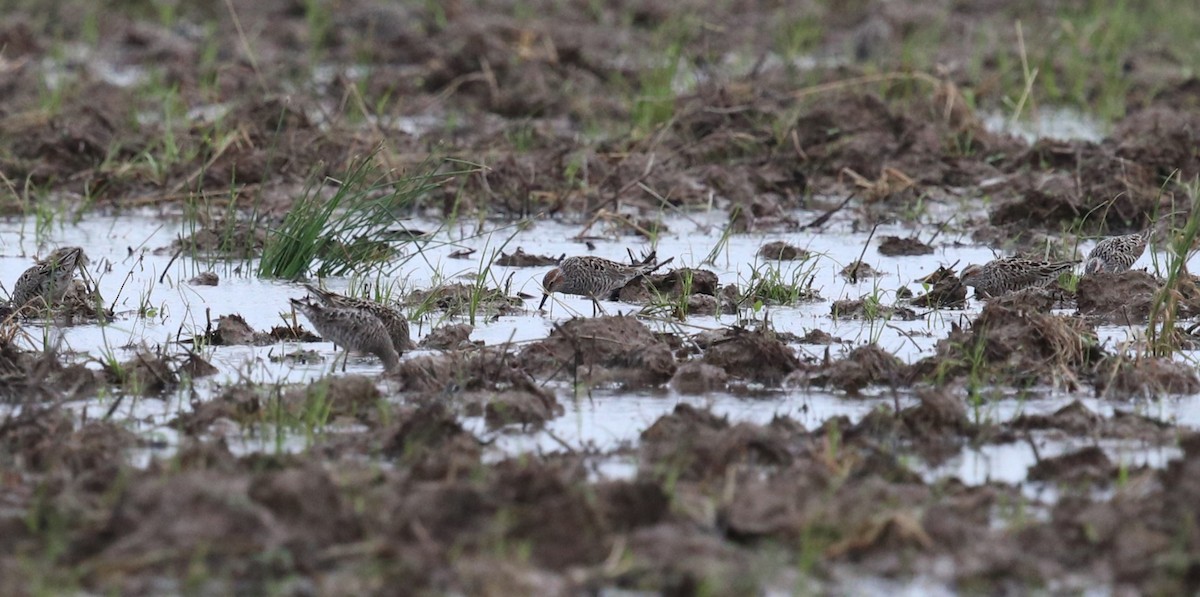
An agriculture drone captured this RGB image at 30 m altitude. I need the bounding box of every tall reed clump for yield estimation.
[1147,177,1200,357]
[258,150,441,279]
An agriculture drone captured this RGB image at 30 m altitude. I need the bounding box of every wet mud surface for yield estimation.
[2,0,1200,594]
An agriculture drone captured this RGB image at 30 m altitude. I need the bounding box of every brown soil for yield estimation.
[758,240,810,261]
[914,300,1104,387]
[519,316,676,388]
[878,235,934,256]
[698,327,800,385]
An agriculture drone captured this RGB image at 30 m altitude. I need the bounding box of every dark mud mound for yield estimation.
[381,403,482,479]
[1012,400,1174,442]
[669,361,729,395]
[519,315,675,387]
[197,314,296,346]
[282,375,383,421]
[399,347,548,398]
[910,272,967,308]
[699,327,799,385]
[758,240,810,260]
[802,344,909,394]
[1027,446,1116,485]
[639,404,795,483]
[419,323,478,350]
[403,283,524,316]
[879,235,934,256]
[82,466,360,585]
[1113,106,1200,179]
[495,247,561,267]
[643,268,720,296]
[202,96,354,187]
[986,287,1061,312]
[832,297,917,320]
[840,260,883,281]
[480,390,563,429]
[1076,270,1160,323]
[618,268,722,309]
[169,222,267,259]
[388,457,669,574]
[791,91,1016,187]
[104,351,179,396]
[1093,356,1200,399]
[0,83,145,191]
[916,301,1103,386]
[991,140,1159,233]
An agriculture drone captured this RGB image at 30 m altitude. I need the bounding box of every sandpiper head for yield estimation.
[538,268,564,310]
[290,297,318,317]
[959,264,984,287]
[46,247,86,270]
[1083,257,1104,275]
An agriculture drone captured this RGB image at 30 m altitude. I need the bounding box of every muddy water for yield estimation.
[0,211,1190,487]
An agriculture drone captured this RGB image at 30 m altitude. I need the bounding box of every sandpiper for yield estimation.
[303,283,413,352]
[9,246,88,313]
[1083,228,1151,275]
[539,253,674,315]
[290,297,401,373]
[960,257,1077,298]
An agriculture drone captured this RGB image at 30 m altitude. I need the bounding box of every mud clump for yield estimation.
[699,327,799,385]
[403,283,524,316]
[172,385,265,433]
[991,140,1160,233]
[1076,270,1160,323]
[519,316,676,388]
[801,344,909,394]
[283,375,382,421]
[188,271,219,286]
[832,298,917,320]
[399,348,547,398]
[758,241,810,260]
[620,268,721,305]
[639,404,795,483]
[670,361,729,394]
[878,235,934,256]
[169,222,267,259]
[381,403,481,479]
[419,323,478,350]
[199,314,278,346]
[798,329,842,345]
[985,287,1060,312]
[840,260,883,281]
[916,301,1103,386]
[1113,106,1200,179]
[1093,356,1200,399]
[495,247,562,267]
[481,390,563,429]
[1027,446,1116,484]
[106,351,179,395]
[910,274,967,308]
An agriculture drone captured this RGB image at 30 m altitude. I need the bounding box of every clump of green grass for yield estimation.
[258,151,445,279]
[739,258,821,307]
[1147,176,1200,357]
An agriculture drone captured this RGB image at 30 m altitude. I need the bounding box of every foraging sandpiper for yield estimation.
[960,257,1077,298]
[303,283,413,352]
[9,246,88,313]
[290,297,401,372]
[539,253,674,315]
[1083,228,1151,275]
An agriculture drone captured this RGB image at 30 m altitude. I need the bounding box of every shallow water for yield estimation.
[0,209,1192,490]
[982,107,1107,143]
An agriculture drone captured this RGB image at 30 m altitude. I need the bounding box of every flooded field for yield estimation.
[3,0,1200,594]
